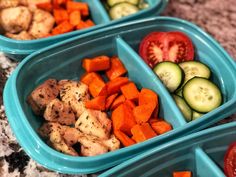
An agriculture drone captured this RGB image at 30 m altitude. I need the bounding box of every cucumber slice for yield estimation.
[153,62,184,92]
[107,0,139,7]
[183,77,222,113]
[109,3,139,20]
[192,111,204,120]
[173,94,192,122]
[179,61,211,86]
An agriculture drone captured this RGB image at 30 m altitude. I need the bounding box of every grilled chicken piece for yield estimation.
[5,31,34,40]
[78,135,108,156]
[38,122,120,156]
[0,0,19,9]
[44,98,76,125]
[38,122,78,156]
[63,126,120,154]
[60,80,90,117]
[103,134,120,151]
[38,122,66,139]
[75,109,111,139]
[63,127,82,146]
[28,9,54,38]
[0,6,32,34]
[92,110,112,133]
[78,134,120,156]
[58,79,71,90]
[48,129,78,156]
[27,79,59,115]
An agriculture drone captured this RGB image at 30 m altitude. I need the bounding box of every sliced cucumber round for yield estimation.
[179,61,211,86]
[192,111,204,120]
[173,94,192,122]
[107,0,139,7]
[109,2,139,20]
[183,77,222,113]
[153,61,184,92]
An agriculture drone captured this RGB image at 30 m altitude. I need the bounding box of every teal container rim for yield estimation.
[0,0,168,58]
[3,16,236,174]
[99,121,236,177]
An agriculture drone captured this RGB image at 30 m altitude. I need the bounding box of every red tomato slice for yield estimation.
[164,32,194,63]
[139,31,194,68]
[139,32,167,68]
[224,142,236,177]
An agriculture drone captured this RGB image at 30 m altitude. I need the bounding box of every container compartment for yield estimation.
[0,0,167,61]
[4,17,236,174]
[99,143,226,177]
[5,33,185,174]
[120,20,232,102]
[101,145,197,177]
[100,123,236,177]
[118,17,236,131]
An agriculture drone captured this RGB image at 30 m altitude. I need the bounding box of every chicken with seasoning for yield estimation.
[28,78,120,157]
[0,6,32,34]
[0,0,55,40]
[28,8,55,38]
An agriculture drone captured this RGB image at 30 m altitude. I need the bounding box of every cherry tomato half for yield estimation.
[139,31,194,68]
[139,32,166,68]
[224,142,236,177]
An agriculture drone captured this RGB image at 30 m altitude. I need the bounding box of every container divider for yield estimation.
[83,0,110,24]
[195,147,225,177]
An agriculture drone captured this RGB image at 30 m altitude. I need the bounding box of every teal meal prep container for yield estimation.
[3,17,236,174]
[0,0,168,61]
[100,121,236,177]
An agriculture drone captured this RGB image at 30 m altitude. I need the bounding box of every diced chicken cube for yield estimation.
[63,127,82,146]
[48,129,78,156]
[75,109,111,139]
[27,79,59,115]
[92,110,112,133]
[0,6,32,33]
[28,9,55,38]
[60,81,90,117]
[78,134,120,156]
[5,31,34,40]
[78,135,108,157]
[44,98,76,125]
[103,134,120,151]
[38,122,78,156]
[38,122,66,139]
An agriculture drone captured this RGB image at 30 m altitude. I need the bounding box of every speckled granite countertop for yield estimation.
[0,0,235,176]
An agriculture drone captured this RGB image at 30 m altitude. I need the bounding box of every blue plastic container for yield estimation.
[3,17,236,174]
[100,121,236,177]
[0,0,167,61]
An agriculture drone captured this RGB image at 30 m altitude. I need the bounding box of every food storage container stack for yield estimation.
[0,0,167,61]
[4,17,236,174]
